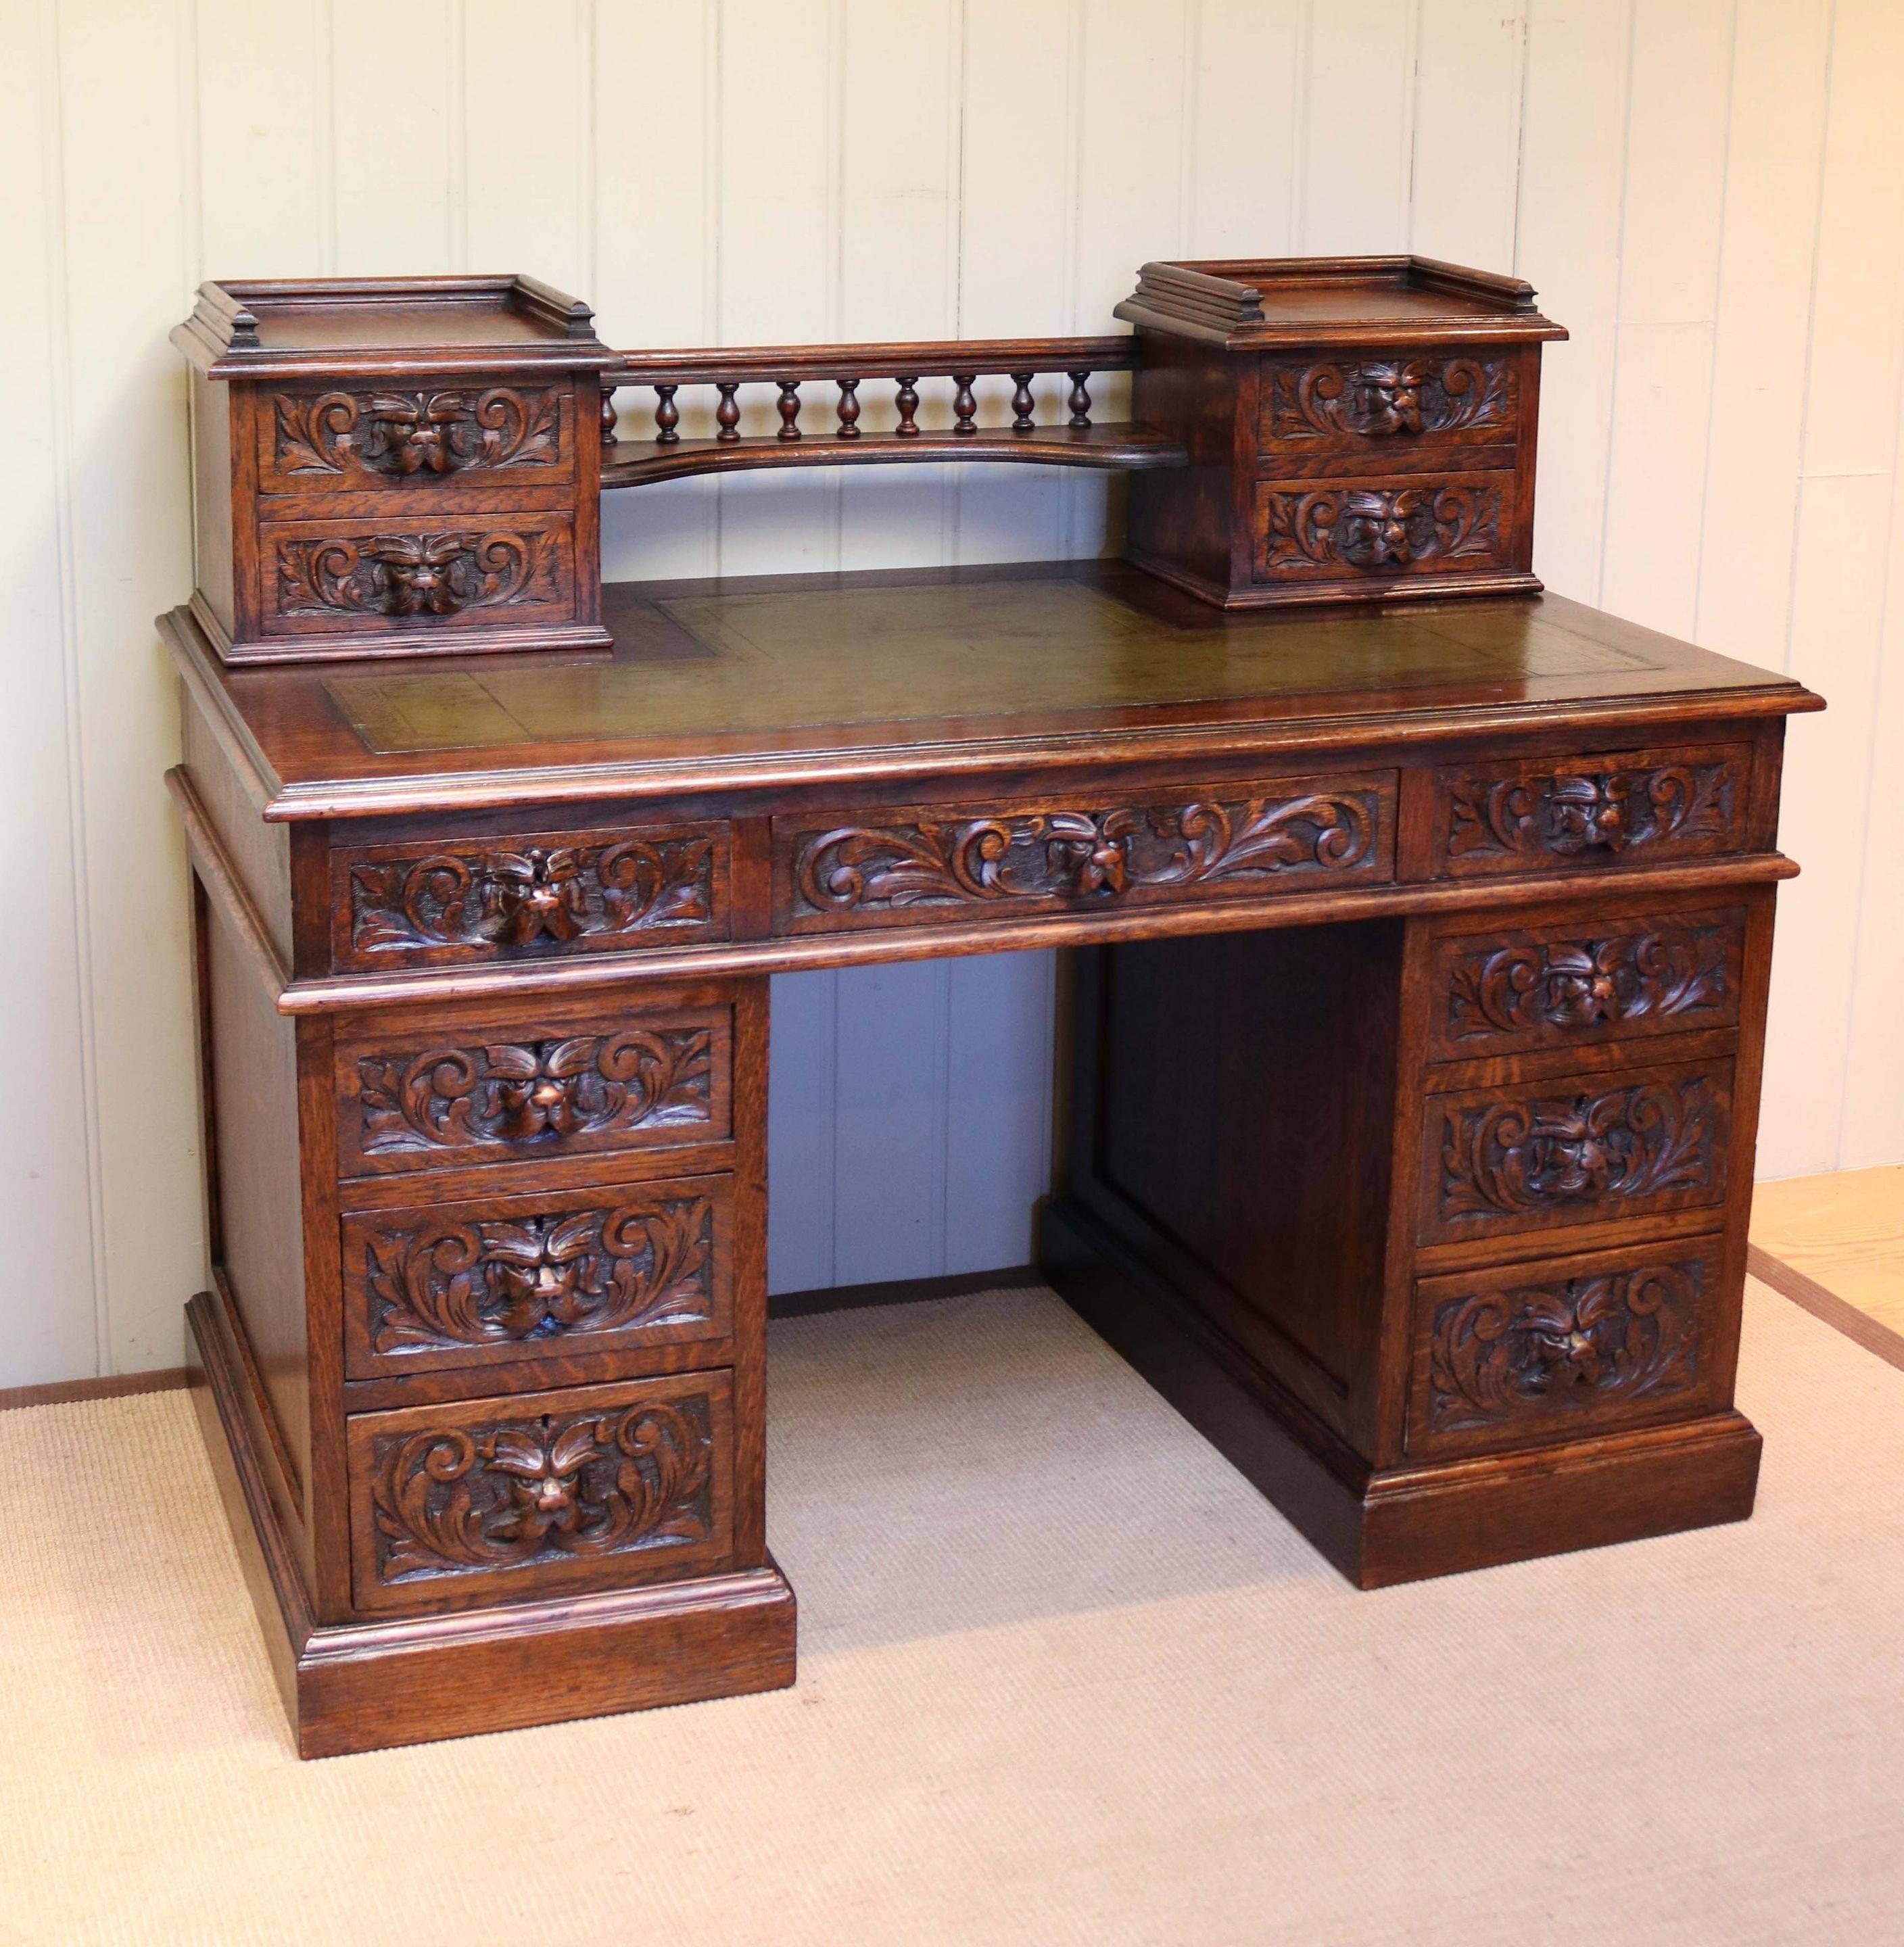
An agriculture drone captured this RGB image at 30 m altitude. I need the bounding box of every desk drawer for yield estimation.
[1251,472,1519,587]
[255,377,577,496]
[1258,350,1521,459]
[1433,744,1751,879]
[1427,905,1747,1061]
[335,992,731,1178]
[774,774,1395,934]
[1407,1236,1728,1458]
[346,1368,734,1612]
[333,820,729,970]
[1419,1055,1733,1249]
[341,1174,733,1380]
[259,510,579,641]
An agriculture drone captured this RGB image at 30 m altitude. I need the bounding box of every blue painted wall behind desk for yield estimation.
[765,953,1057,1294]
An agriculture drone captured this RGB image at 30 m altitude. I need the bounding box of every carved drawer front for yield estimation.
[1250,471,1519,586]
[1408,1236,1728,1459]
[341,1174,734,1380]
[258,508,578,640]
[774,773,1396,934]
[1419,1055,1734,1249]
[256,377,575,496]
[333,820,730,971]
[1427,905,1747,1061]
[346,1368,734,1612]
[1433,743,1751,880]
[335,999,732,1178]
[1258,351,1520,458]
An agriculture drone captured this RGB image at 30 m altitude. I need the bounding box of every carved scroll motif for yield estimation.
[1263,485,1503,573]
[365,1196,715,1355]
[356,1028,713,1158]
[277,529,563,619]
[794,790,1378,916]
[371,1398,713,1585]
[1445,761,1736,866]
[1269,356,1511,441]
[1427,1261,1703,1435]
[271,385,563,477]
[349,837,714,957]
[1445,919,1736,1043]
[1439,1076,1723,1226]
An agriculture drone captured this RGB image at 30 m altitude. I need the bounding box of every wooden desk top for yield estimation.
[163,561,1822,821]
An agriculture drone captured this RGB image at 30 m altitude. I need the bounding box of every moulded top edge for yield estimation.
[172,274,616,379]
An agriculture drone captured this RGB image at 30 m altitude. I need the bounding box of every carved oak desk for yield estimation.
[162,262,1822,1756]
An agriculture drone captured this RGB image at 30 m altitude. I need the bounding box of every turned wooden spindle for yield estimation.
[600,387,619,446]
[952,374,978,435]
[1010,372,1037,432]
[836,378,861,439]
[654,384,680,445]
[894,377,920,437]
[1068,371,1092,428]
[715,381,741,443]
[776,380,802,441]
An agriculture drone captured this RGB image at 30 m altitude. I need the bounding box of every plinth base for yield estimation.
[186,1293,796,1758]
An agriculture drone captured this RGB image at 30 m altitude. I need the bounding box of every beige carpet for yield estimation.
[2,1280,1901,1946]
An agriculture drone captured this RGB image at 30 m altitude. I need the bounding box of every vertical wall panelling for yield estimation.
[462,0,586,292]
[2,0,101,1385]
[5,0,1903,1380]
[331,0,458,276]
[1300,0,1416,254]
[1409,0,1526,270]
[1184,1,1304,259]
[1597,0,1736,638]
[55,0,201,1371]
[1694,0,1833,667]
[595,0,720,585]
[1761,0,1904,1178]
[1839,365,1904,1167]
[1515,0,1634,601]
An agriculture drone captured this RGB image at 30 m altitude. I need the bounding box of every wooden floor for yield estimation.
[1751,1165,1904,1370]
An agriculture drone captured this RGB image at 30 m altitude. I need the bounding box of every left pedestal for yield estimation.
[177,741,793,1756]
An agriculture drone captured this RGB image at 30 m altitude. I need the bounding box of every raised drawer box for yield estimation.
[341,1173,734,1380]
[333,990,733,1179]
[332,818,730,971]
[1406,1235,1728,1458]
[773,773,1396,934]
[172,276,617,663]
[1426,904,1747,1061]
[1433,743,1752,878]
[346,1368,735,1612]
[1418,1054,1734,1249]
[1118,255,1565,608]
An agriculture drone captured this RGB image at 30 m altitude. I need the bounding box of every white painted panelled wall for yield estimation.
[4,0,1901,1383]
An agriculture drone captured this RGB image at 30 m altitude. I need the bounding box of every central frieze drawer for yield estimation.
[346,1368,734,1613]
[773,774,1396,934]
[333,819,730,970]
[341,1173,734,1380]
[334,992,732,1178]
[1419,1055,1734,1249]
